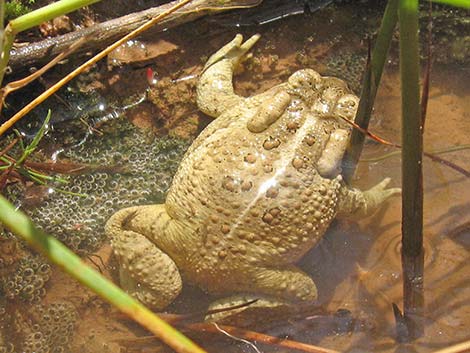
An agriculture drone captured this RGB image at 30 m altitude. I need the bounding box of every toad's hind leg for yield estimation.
[105,205,182,309]
[197,34,260,117]
[245,265,318,302]
[206,265,317,321]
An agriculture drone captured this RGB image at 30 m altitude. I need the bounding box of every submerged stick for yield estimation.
[0,0,193,137]
[0,37,86,109]
[120,321,340,353]
[187,323,340,353]
[432,340,470,353]
[0,195,207,353]
[398,0,424,341]
[8,0,260,70]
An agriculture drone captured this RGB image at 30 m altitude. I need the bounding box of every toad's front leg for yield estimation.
[337,178,401,219]
[316,93,359,178]
[316,128,350,177]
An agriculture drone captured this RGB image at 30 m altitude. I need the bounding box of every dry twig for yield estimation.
[0,37,86,109]
[432,340,470,353]
[0,0,194,137]
[116,321,340,353]
[186,322,340,353]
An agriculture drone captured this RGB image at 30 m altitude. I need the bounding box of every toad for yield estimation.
[106,34,400,313]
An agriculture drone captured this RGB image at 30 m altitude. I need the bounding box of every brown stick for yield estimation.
[0,37,86,110]
[338,115,470,178]
[115,321,340,353]
[432,340,470,353]
[8,0,260,70]
[186,322,340,353]
[0,137,19,159]
[1,0,260,138]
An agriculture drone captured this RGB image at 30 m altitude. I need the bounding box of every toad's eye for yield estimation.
[334,94,359,120]
[288,69,321,89]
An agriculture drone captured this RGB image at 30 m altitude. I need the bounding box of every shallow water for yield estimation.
[1,2,469,353]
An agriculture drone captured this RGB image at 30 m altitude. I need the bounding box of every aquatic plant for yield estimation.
[0,0,103,85]
[0,194,207,353]
[0,0,206,351]
[397,0,425,340]
[341,0,468,341]
[3,0,36,21]
[0,111,72,192]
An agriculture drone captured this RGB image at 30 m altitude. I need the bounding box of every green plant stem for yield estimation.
[11,0,101,33]
[16,110,51,165]
[398,0,424,340]
[341,0,399,183]
[431,0,470,8]
[0,0,102,85]
[399,0,423,261]
[0,195,207,353]
[0,1,5,32]
[0,25,14,85]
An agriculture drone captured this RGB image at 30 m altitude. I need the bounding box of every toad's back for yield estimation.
[165,79,351,267]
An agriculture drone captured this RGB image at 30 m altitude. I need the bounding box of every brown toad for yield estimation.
[106,34,400,312]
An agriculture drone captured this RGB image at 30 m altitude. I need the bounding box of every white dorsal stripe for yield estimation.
[226,112,319,239]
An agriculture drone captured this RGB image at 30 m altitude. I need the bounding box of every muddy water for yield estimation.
[303,66,470,351]
[2,2,469,353]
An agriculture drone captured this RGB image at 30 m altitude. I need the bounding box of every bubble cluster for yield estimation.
[326,52,366,94]
[1,255,51,303]
[0,297,11,353]
[426,5,470,64]
[0,229,20,269]
[0,343,14,353]
[15,302,77,353]
[24,119,189,254]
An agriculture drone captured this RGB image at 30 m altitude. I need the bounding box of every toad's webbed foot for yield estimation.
[338,177,401,219]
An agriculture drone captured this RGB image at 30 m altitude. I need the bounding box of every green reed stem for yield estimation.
[10,0,101,33]
[431,0,470,8]
[0,0,102,85]
[0,195,207,353]
[0,1,5,34]
[399,0,422,267]
[341,0,398,183]
[398,0,424,340]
